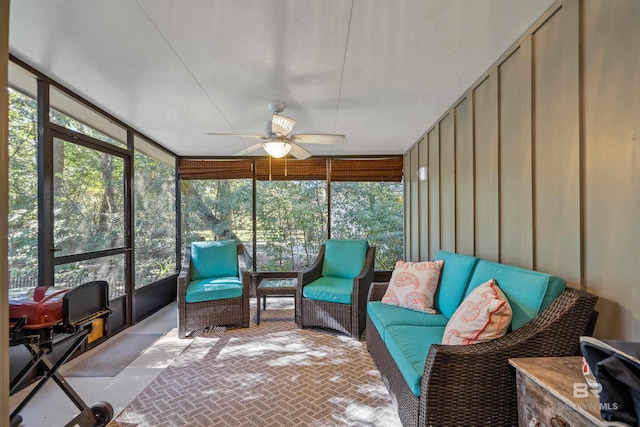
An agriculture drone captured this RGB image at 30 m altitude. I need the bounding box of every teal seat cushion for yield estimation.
[303,276,353,304]
[191,240,238,280]
[321,239,369,279]
[367,301,449,342]
[385,325,446,397]
[433,251,479,318]
[185,277,242,303]
[465,260,566,330]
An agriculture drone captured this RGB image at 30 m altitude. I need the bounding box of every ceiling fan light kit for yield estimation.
[263,141,291,158]
[207,101,346,159]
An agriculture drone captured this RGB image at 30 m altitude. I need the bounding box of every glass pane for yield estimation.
[134,149,177,288]
[53,137,125,256]
[181,179,253,268]
[330,182,404,271]
[55,254,125,299]
[8,89,39,289]
[49,86,127,148]
[256,180,327,271]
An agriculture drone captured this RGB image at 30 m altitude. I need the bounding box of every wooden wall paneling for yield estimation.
[498,40,534,269]
[473,74,500,261]
[455,97,475,256]
[582,0,640,340]
[428,127,440,259]
[409,146,420,261]
[532,6,581,285]
[439,114,456,252]
[403,153,411,260]
[418,136,429,260]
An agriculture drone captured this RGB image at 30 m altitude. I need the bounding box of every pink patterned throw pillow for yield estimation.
[442,279,512,345]
[381,260,444,313]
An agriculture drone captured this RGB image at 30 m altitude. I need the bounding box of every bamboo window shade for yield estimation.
[331,157,403,182]
[178,156,403,182]
[178,159,253,180]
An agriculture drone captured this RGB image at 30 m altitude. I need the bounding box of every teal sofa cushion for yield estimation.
[367,301,449,342]
[303,276,353,304]
[191,240,238,281]
[433,251,479,318]
[385,325,446,397]
[464,260,566,330]
[321,239,368,279]
[540,276,567,312]
[185,277,242,303]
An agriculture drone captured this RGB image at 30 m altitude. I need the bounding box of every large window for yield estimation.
[330,182,404,270]
[134,139,177,288]
[256,180,327,271]
[7,88,38,289]
[179,157,404,273]
[181,178,254,264]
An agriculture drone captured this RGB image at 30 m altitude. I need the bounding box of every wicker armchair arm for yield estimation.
[298,244,325,288]
[177,247,192,302]
[419,288,597,424]
[352,246,376,308]
[368,282,389,302]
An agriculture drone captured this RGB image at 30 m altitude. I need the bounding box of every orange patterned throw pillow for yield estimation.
[442,279,512,345]
[381,260,444,313]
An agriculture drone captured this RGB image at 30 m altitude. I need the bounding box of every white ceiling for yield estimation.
[9,0,554,158]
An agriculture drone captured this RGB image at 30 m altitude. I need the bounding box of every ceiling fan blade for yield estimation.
[271,114,296,137]
[206,133,266,140]
[288,142,312,160]
[233,143,264,156]
[291,134,346,145]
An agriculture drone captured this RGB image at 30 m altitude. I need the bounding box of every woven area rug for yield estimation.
[109,298,401,426]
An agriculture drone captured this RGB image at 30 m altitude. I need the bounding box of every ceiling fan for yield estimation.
[207,101,346,160]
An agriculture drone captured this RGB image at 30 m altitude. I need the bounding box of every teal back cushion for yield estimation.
[190,240,238,281]
[433,251,479,318]
[465,260,566,330]
[321,239,369,279]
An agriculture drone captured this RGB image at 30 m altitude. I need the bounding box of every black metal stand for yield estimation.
[10,324,113,427]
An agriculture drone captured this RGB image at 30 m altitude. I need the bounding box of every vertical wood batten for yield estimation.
[418,136,429,261]
[473,74,499,262]
[403,153,411,261]
[428,127,440,259]
[455,97,474,256]
[498,41,534,269]
[533,7,581,286]
[440,114,456,253]
[409,146,419,261]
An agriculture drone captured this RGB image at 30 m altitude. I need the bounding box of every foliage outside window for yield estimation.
[134,150,177,288]
[8,89,38,289]
[55,254,126,299]
[256,180,327,271]
[53,138,125,255]
[181,179,253,265]
[330,182,404,271]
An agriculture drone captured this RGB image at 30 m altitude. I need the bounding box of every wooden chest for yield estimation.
[509,357,606,427]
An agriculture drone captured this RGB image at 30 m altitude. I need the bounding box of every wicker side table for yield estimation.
[256,278,297,325]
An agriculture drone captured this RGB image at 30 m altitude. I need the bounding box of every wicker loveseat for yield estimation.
[366,250,598,426]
